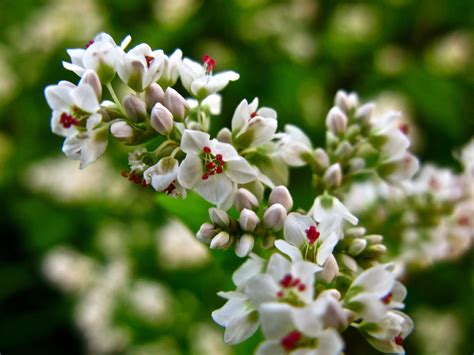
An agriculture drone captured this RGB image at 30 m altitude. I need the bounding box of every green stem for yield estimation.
[106,83,127,117]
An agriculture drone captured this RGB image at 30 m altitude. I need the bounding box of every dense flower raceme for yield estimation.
[44,33,472,354]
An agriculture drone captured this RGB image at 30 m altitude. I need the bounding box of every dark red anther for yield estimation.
[141,180,148,187]
[145,55,154,68]
[276,291,284,298]
[281,331,302,351]
[60,112,79,129]
[202,173,210,180]
[381,292,392,305]
[216,166,223,174]
[203,146,211,154]
[120,170,129,178]
[280,274,293,288]
[206,162,215,170]
[298,284,306,291]
[164,182,176,194]
[85,40,94,49]
[305,225,320,245]
[394,335,403,346]
[458,215,470,226]
[216,154,223,161]
[250,112,258,118]
[290,278,301,287]
[202,54,216,72]
[399,124,409,135]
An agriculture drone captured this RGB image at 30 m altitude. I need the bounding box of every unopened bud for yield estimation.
[364,234,384,244]
[151,103,174,135]
[164,87,189,121]
[269,186,293,211]
[217,127,232,144]
[239,209,260,232]
[209,208,230,228]
[314,148,329,170]
[123,95,147,122]
[340,254,357,272]
[110,121,134,142]
[355,103,374,125]
[210,231,232,250]
[364,244,387,257]
[346,227,367,238]
[319,254,339,283]
[263,203,287,231]
[326,106,348,135]
[145,83,165,110]
[335,90,359,112]
[349,158,365,173]
[235,188,259,212]
[348,238,367,256]
[81,70,102,99]
[196,223,218,244]
[235,234,254,257]
[323,163,342,188]
[334,142,353,161]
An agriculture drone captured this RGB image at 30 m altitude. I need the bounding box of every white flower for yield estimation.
[63,32,131,82]
[310,195,358,231]
[231,98,278,148]
[177,130,257,209]
[143,157,186,198]
[45,71,101,137]
[256,302,344,355]
[179,55,239,99]
[275,213,340,267]
[158,49,183,87]
[117,43,165,92]
[187,94,222,116]
[62,114,109,169]
[279,125,313,167]
[344,264,405,322]
[357,310,413,354]
[370,111,410,162]
[244,253,321,307]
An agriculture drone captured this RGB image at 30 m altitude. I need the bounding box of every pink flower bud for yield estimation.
[145,83,165,110]
[263,203,287,231]
[196,223,218,244]
[110,121,134,142]
[81,70,102,99]
[235,234,254,257]
[239,209,259,232]
[123,95,147,122]
[268,186,293,211]
[326,106,348,135]
[209,208,230,228]
[164,87,189,121]
[150,103,173,135]
[210,231,231,250]
[235,188,259,212]
[217,127,232,144]
[323,163,342,187]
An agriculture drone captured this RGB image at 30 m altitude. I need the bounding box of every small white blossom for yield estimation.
[279,124,313,167]
[143,157,186,198]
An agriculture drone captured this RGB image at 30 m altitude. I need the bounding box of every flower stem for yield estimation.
[106,83,127,117]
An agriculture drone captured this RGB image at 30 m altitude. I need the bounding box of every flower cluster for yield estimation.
[44,32,470,354]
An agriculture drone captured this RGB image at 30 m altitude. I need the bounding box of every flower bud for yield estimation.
[196,223,218,244]
[123,95,147,122]
[145,83,165,110]
[340,254,357,272]
[164,87,189,121]
[217,127,232,144]
[82,41,116,83]
[346,227,367,238]
[348,238,367,256]
[355,103,374,125]
[268,186,293,211]
[81,70,102,99]
[239,209,260,232]
[110,121,134,143]
[326,106,348,135]
[364,244,387,257]
[323,163,342,188]
[334,142,353,161]
[150,103,174,135]
[235,188,259,212]
[319,254,339,283]
[349,158,365,173]
[263,203,287,231]
[210,231,232,250]
[209,208,230,228]
[335,90,358,112]
[364,234,384,244]
[235,234,254,257]
[314,148,329,170]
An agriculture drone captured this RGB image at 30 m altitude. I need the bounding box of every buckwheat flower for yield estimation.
[187,94,222,116]
[45,70,102,137]
[257,302,344,355]
[143,157,186,198]
[177,130,257,209]
[279,124,313,167]
[116,43,165,92]
[179,55,239,99]
[158,49,183,87]
[62,114,109,169]
[244,253,321,307]
[370,111,410,162]
[231,98,278,148]
[310,194,358,231]
[344,264,405,323]
[63,32,131,83]
[357,310,413,354]
[275,212,340,266]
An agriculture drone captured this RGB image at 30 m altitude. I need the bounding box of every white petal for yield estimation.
[284,124,312,149]
[180,130,210,154]
[274,240,303,262]
[225,159,257,184]
[316,231,338,266]
[211,140,240,161]
[62,62,86,77]
[350,293,387,322]
[257,107,277,119]
[212,297,249,326]
[266,252,292,282]
[256,340,286,355]
[232,253,266,287]
[195,173,234,207]
[314,329,344,355]
[284,213,313,248]
[245,274,278,306]
[177,154,202,188]
[231,99,249,133]
[66,48,85,66]
[351,265,394,297]
[45,84,74,111]
[224,310,260,344]
[259,302,295,339]
[71,84,100,113]
[78,127,109,169]
[245,117,278,147]
[203,94,222,115]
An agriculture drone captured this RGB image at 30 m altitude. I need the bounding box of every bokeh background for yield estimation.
[0,0,473,354]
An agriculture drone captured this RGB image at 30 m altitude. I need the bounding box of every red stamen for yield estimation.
[458,215,470,226]
[276,291,284,298]
[394,334,403,346]
[399,124,409,135]
[85,40,94,49]
[216,166,223,174]
[290,278,301,287]
[206,162,215,170]
[120,170,129,178]
[250,112,258,118]
[216,154,223,161]
[280,274,292,288]
[203,146,211,154]
[59,112,79,128]
[164,182,176,194]
[202,173,210,180]
[281,331,302,351]
[305,225,320,245]
[298,284,306,291]
[145,55,154,68]
[202,54,216,73]
[381,292,392,305]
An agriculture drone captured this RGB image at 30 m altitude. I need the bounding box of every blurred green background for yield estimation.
[0,0,473,354]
